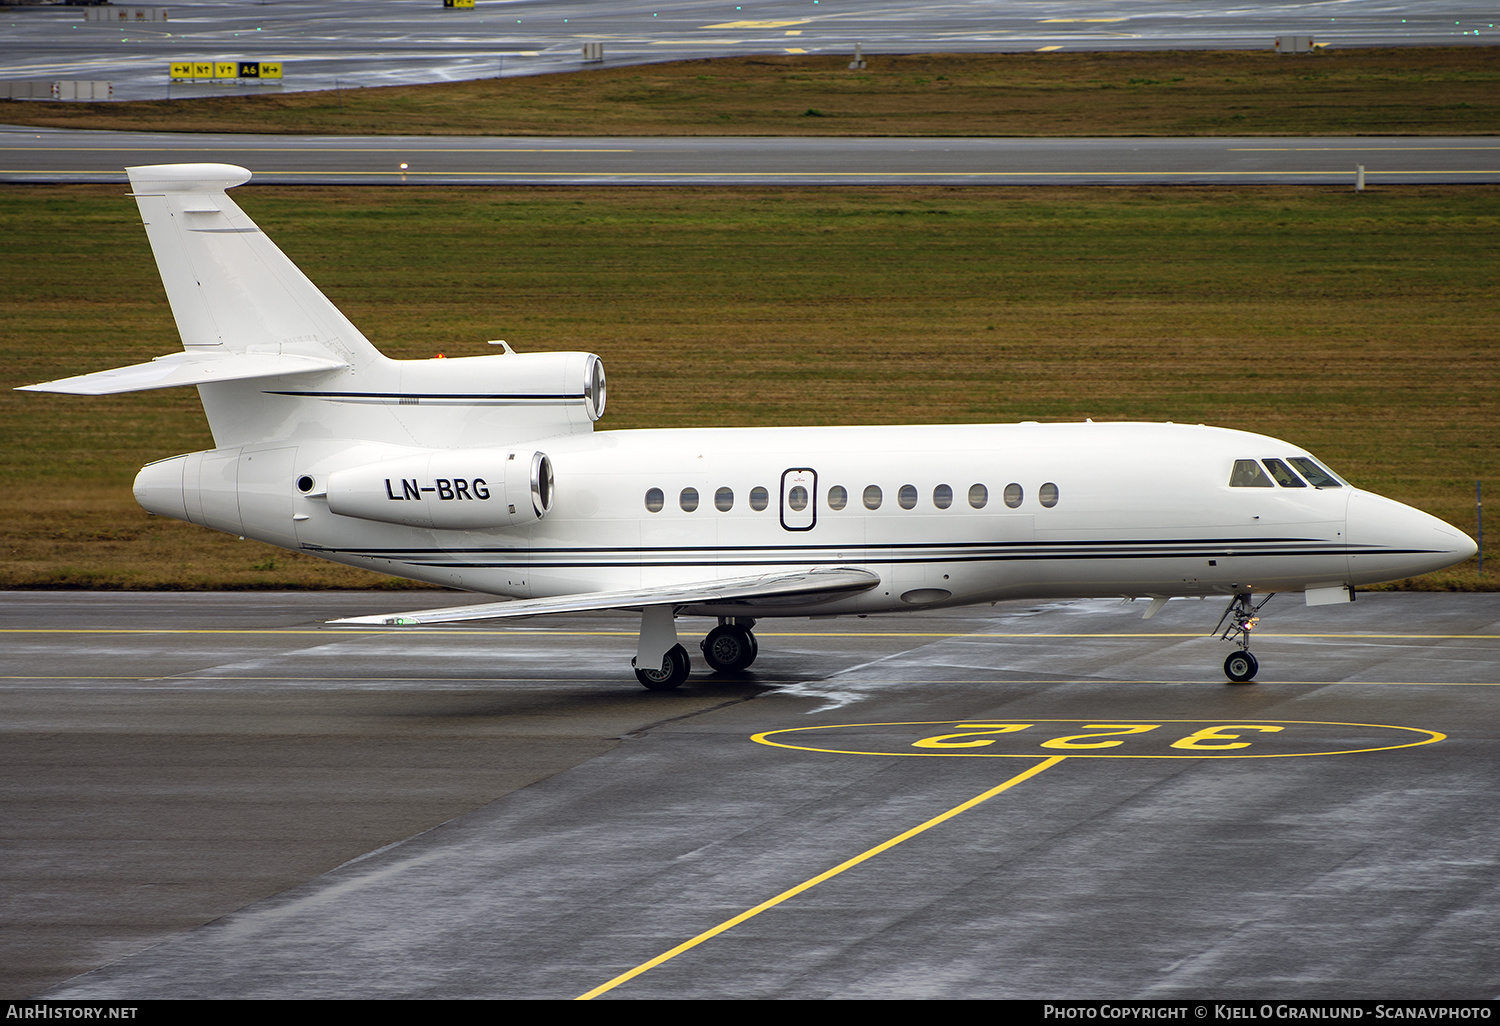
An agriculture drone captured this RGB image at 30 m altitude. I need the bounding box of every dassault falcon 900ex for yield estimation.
[22,164,1476,688]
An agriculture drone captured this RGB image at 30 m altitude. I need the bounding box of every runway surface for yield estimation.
[6,127,1500,185]
[4,590,1496,998]
[1,0,1493,102]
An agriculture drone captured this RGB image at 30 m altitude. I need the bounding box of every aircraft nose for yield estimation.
[1346,490,1477,584]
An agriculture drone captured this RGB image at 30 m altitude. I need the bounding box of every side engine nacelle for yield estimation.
[324,448,554,530]
[133,443,555,540]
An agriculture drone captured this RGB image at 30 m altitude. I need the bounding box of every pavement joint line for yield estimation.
[574,754,1067,999]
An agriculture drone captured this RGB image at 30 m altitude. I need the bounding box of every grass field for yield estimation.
[1,183,1494,590]
[1,49,1497,138]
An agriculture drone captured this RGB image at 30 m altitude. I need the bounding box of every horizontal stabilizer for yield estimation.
[18,350,348,396]
[329,567,882,626]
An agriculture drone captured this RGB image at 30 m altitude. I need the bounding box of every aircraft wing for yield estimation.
[329,567,882,626]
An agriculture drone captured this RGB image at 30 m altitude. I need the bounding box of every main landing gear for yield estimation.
[634,644,692,691]
[700,619,758,673]
[631,613,759,690]
[1214,592,1275,684]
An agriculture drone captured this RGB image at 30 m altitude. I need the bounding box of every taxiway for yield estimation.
[5,128,1499,185]
[4,590,1496,998]
[1,0,1493,102]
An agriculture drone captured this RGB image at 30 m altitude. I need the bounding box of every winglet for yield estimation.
[126,162,252,194]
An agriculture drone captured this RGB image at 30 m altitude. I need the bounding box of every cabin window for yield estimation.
[1229,460,1274,487]
[645,487,664,513]
[898,484,918,509]
[715,487,734,511]
[969,483,988,509]
[933,484,952,509]
[1289,457,1342,488]
[750,486,769,511]
[787,485,809,512]
[863,485,883,510]
[1003,483,1022,508]
[680,487,699,512]
[828,485,848,510]
[1039,482,1059,508]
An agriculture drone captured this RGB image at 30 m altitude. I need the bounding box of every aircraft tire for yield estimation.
[701,625,756,672]
[635,644,691,690]
[1223,650,1259,684]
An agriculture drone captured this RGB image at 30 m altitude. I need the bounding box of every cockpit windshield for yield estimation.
[1229,456,1346,489]
[1263,458,1306,488]
[1288,457,1343,488]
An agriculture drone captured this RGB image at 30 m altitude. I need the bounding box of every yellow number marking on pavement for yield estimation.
[755,719,1444,759]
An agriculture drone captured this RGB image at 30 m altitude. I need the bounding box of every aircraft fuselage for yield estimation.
[136,420,1470,618]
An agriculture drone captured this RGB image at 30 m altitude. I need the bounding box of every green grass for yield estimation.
[1,49,1496,137]
[1,184,1495,589]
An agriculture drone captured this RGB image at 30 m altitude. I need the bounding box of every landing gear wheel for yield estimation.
[701,624,757,672]
[634,644,691,690]
[1223,650,1259,684]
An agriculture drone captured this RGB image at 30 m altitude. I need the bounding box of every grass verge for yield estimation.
[1,49,1497,137]
[1,183,1494,589]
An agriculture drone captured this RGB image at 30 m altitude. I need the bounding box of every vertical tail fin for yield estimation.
[25,164,604,451]
[126,163,384,370]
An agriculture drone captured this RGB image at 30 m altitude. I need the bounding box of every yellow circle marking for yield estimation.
[752,718,1445,759]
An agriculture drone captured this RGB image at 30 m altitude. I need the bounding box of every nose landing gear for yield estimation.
[1214,592,1274,684]
[1223,649,1259,684]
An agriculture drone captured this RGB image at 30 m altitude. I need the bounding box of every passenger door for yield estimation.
[780,467,817,532]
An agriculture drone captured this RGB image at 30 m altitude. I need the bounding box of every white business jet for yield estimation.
[21,164,1477,688]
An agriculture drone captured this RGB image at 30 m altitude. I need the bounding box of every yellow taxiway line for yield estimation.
[575,755,1067,999]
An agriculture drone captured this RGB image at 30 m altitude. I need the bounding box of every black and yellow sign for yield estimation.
[444,0,476,8]
[169,62,283,81]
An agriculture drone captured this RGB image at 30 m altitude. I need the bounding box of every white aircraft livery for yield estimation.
[21,164,1477,688]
